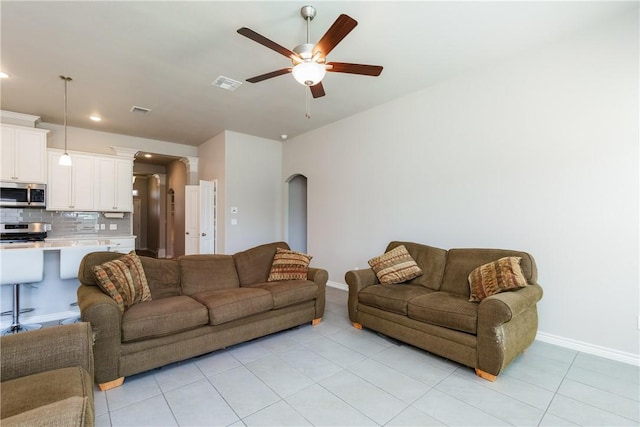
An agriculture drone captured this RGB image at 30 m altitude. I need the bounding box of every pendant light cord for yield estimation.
[60,75,72,154]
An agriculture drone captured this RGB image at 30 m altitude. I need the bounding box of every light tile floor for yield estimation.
[95,287,640,426]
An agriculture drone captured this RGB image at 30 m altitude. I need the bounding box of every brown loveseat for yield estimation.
[345,241,543,381]
[1,322,95,426]
[77,242,327,390]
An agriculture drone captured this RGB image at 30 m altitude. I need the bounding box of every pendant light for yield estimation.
[58,75,72,166]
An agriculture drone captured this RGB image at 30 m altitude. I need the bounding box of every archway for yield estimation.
[287,174,308,253]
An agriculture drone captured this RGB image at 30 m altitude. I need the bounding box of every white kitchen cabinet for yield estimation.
[108,237,136,254]
[0,124,49,183]
[95,157,133,212]
[47,150,95,210]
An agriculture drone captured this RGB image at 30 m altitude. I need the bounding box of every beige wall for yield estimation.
[198,131,282,254]
[283,13,639,359]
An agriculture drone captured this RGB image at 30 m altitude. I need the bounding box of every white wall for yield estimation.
[198,131,227,253]
[283,13,639,359]
[198,131,283,254]
[225,131,283,254]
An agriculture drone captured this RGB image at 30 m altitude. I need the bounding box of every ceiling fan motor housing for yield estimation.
[300,5,316,21]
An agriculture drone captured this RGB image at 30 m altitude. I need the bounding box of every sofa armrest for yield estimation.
[344,269,378,322]
[477,283,543,375]
[0,322,93,382]
[77,284,122,384]
[308,267,328,319]
[478,283,543,325]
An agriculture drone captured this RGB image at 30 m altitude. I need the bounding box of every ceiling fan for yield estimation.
[237,5,383,100]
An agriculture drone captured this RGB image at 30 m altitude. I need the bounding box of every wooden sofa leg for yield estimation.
[98,377,124,391]
[352,322,363,330]
[312,318,322,326]
[475,369,497,382]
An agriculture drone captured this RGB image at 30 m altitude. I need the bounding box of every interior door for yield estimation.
[184,185,199,255]
[199,180,216,254]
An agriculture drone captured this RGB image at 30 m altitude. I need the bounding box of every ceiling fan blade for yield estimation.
[326,62,383,76]
[313,14,357,59]
[237,27,299,60]
[310,82,325,98]
[246,68,292,83]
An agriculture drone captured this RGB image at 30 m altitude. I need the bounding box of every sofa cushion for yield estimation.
[368,245,423,285]
[385,242,448,290]
[140,256,181,299]
[121,296,209,342]
[358,284,433,315]
[267,248,313,281]
[1,367,93,421]
[1,396,90,427]
[408,292,479,334]
[441,248,537,297]
[179,255,240,295]
[253,280,318,309]
[468,257,528,302]
[92,251,152,313]
[233,242,290,285]
[192,288,274,325]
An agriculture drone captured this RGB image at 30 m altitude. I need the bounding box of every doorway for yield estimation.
[166,189,175,258]
[287,174,307,253]
[133,199,142,250]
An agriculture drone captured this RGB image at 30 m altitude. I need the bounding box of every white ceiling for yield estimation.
[1,1,635,146]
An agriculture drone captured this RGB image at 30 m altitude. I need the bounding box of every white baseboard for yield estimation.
[536,331,639,367]
[326,280,639,367]
[327,280,348,291]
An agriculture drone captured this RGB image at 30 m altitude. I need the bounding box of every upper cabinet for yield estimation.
[95,157,133,212]
[47,149,133,212]
[1,124,49,183]
[47,150,95,211]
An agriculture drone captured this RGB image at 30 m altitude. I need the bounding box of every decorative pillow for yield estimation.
[468,256,528,302]
[92,251,152,312]
[368,245,423,285]
[267,248,312,281]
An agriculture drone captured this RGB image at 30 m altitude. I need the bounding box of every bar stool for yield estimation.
[1,248,45,335]
[59,245,109,324]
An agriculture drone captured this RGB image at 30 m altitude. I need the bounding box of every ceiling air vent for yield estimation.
[130,105,152,114]
[212,76,242,91]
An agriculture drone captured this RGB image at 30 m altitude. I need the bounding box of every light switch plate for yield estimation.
[109,224,117,230]
[231,218,238,225]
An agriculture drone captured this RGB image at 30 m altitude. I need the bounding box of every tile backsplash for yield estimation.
[0,208,131,238]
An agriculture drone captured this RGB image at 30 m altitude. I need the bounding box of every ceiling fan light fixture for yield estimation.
[292,61,326,86]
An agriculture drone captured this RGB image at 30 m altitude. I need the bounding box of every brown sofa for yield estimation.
[345,241,543,381]
[77,241,327,390]
[1,322,95,426]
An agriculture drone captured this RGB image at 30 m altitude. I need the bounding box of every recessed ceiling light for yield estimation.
[89,115,102,122]
[0,72,10,79]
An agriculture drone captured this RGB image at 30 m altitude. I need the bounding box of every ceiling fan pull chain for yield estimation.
[305,89,311,119]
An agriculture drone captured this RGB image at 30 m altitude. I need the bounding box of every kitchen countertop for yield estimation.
[0,236,135,250]
[45,235,136,241]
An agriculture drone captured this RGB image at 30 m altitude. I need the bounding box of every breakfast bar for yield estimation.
[0,237,135,328]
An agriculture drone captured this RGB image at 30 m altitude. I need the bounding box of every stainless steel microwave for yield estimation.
[0,182,46,208]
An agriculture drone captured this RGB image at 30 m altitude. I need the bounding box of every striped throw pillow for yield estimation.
[468,256,527,302]
[368,245,423,285]
[267,248,312,281]
[93,251,152,312]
